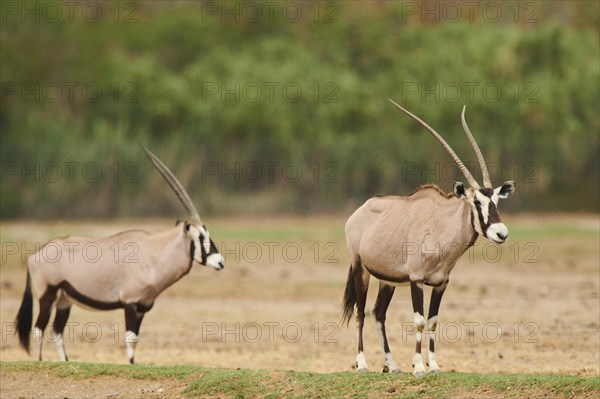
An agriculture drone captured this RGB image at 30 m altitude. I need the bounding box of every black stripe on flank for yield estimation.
[59,281,123,310]
[59,281,156,313]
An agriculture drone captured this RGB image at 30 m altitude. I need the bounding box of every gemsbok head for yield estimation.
[342,100,515,377]
[15,146,224,364]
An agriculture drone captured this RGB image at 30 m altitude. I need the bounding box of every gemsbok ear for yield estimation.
[453,182,466,198]
[497,181,515,199]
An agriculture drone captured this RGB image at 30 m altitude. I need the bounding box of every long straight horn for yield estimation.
[388,99,480,189]
[461,105,492,188]
[140,145,202,224]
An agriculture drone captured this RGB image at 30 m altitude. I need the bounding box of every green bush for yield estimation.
[1,1,598,218]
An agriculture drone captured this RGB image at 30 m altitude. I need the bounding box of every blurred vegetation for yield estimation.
[1,1,598,219]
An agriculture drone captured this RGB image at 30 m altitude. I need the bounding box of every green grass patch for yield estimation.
[0,361,195,380]
[1,362,598,398]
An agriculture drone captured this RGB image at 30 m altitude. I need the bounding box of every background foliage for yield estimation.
[1,1,598,218]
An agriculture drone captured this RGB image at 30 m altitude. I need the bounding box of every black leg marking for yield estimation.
[373,283,395,353]
[53,307,71,336]
[34,287,58,361]
[34,287,58,331]
[125,305,146,335]
[53,306,71,361]
[124,304,146,364]
[373,282,399,373]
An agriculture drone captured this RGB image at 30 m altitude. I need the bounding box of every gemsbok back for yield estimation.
[15,146,225,364]
[342,100,515,377]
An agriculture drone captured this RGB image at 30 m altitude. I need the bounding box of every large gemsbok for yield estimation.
[16,146,224,364]
[342,100,515,377]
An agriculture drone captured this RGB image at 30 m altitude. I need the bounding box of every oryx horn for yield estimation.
[141,145,202,224]
[461,105,492,188]
[388,99,481,189]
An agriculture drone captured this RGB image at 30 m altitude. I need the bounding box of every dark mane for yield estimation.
[409,184,454,198]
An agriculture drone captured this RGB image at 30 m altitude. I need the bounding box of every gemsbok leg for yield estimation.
[53,292,72,361]
[426,283,447,374]
[124,304,146,364]
[373,281,401,373]
[410,281,426,377]
[34,286,58,361]
[352,258,370,372]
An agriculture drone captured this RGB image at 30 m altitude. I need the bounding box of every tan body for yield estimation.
[16,146,224,364]
[346,187,476,287]
[29,226,192,310]
[342,101,515,377]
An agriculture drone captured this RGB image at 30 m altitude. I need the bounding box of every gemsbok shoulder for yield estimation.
[342,100,515,377]
[15,146,224,364]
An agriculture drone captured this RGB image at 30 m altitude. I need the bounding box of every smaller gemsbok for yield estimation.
[15,146,224,364]
[342,100,515,376]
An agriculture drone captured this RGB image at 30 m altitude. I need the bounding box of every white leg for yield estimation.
[34,327,43,361]
[53,295,72,362]
[384,352,401,373]
[427,349,440,373]
[376,321,400,373]
[427,316,441,373]
[125,330,138,364]
[426,284,447,374]
[412,312,426,377]
[55,334,67,361]
[356,351,368,372]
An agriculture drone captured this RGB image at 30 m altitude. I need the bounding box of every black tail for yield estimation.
[16,271,33,354]
[341,264,356,326]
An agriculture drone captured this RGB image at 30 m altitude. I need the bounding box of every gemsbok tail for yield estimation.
[16,270,33,354]
[341,264,356,326]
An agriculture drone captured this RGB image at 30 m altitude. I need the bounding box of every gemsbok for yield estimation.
[342,100,515,377]
[15,146,224,364]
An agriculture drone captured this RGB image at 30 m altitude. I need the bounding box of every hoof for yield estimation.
[412,371,426,378]
[428,368,442,375]
[382,365,402,373]
[356,367,369,373]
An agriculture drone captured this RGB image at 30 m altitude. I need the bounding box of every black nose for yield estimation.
[496,232,507,241]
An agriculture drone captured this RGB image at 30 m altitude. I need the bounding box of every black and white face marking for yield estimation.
[184,223,224,270]
[454,181,515,244]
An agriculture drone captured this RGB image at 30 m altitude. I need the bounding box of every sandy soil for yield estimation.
[1,215,598,397]
[0,371,187,399]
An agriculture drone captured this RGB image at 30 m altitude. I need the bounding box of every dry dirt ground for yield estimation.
[0,214,598,398]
